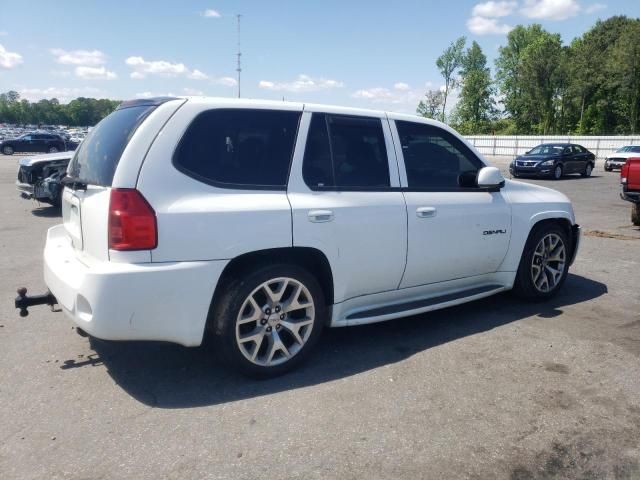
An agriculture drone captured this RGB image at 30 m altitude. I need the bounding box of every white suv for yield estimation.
[39,97,580,377]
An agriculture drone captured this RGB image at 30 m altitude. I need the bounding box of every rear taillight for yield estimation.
[108,189,157,250]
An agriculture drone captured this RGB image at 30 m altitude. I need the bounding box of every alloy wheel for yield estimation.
[554,165,562,179]
[235,277,315,367]
[530,233,566,293]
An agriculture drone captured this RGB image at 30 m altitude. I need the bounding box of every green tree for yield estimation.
[436,36,466,123]
[607,20,640,133]
[417,89,445,119]
[454,41,494,133]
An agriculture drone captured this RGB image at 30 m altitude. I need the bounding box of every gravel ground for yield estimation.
[0,154,638,479]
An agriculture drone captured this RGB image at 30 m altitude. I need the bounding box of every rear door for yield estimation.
[287,110,407,304]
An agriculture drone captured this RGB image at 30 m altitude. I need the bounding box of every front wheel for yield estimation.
[2,145,14,155]
[48,146,59,153]
[209,264,326,378]
[632,203,640,227]
[512,224,570,301]
[582,163,593,177]
[552,165,563,180]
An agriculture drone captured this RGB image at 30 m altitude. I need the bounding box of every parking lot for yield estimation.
[0,153,638,479]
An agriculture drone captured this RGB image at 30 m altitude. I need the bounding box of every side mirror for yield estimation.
[477,166,505,190]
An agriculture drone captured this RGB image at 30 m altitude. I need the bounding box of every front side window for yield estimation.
[174,109,301,189]
[396,121,482,189]
[303,113,390,189]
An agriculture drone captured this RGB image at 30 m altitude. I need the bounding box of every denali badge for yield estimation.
[483,229,507,235]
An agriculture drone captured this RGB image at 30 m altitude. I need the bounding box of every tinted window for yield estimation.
[573,145,585,153]
[303,113,390,189]
[631,146,640,153]
[396,121,482,189]
[68,105,156,186]
[174,109,300,189]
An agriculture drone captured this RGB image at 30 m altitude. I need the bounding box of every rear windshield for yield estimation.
[67,105,156,186]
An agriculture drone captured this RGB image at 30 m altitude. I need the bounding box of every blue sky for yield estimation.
[0,0,638,113]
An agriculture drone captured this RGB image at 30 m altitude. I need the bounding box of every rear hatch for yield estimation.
[61,99,175,262]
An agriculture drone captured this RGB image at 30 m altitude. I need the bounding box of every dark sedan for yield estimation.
[0,133,66,155]
[509,143,595,180]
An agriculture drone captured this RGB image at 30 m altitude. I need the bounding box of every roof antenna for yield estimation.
[236,14,242,98]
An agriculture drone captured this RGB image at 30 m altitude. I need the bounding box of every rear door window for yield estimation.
[303,113,390,189]
[173,109,301,189]
[67,104,157,186]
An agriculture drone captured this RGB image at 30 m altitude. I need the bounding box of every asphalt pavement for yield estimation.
[0,154,638,479]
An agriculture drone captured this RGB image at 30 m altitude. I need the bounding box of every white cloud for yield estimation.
[352,85,424,105]
[202,9,221,18]
[521,0,580,20]
[394,82,410,91]
[585,3,606,13]
[19,86,105,103]
[135,91,176,98]
[467,16,513,34]
[50,48,106,66]
[215,76,237,87]
[126,56,188,78]
[187,69,209,80]
[0,44,23,69]
[183,87,204,96]
[472,1,517,17]
[74,66,117,80]
[258,74,344,93]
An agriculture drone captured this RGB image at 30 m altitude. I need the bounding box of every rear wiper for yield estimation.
[61,176,88,191]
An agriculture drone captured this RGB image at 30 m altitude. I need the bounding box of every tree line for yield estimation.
[418,15,640,135]
[0,91,120,127]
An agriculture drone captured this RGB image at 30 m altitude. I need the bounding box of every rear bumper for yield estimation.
[43,224,227,347]
[621,188,640,204]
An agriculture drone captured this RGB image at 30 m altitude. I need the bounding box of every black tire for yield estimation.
[552,164,563,180]
[48,146,59,153]
[208,263,326,378]
[632,203,640,227]
[512,223,570,301]
[604,165,612,172]
[581,163,593,177]
[2,145,14,155]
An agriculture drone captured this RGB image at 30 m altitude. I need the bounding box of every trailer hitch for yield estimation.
[15,287,58,317]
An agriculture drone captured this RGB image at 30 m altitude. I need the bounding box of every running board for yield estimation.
[346,284,504,321]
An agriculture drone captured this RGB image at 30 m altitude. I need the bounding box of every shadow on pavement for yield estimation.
[78,273,606,408]
[31,205,61,218]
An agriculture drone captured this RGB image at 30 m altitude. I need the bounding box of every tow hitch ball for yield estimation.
[15,287,58,317]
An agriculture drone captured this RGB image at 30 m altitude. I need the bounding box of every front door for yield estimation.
[391,119,511,288]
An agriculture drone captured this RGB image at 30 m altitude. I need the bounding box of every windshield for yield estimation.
[67,105,156,186]
[527,144,565,155]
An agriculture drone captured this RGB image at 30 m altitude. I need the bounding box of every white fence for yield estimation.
[464,135,640,159]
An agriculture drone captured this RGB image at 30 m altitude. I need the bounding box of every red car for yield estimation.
[621,157,640,226]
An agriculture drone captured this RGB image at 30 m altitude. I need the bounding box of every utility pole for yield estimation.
[236,14,242,98]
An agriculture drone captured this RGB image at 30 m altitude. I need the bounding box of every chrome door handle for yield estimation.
[416,207,437,218]
[308,210,334,223]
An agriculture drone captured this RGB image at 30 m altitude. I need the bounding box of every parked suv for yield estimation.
[32,97,580,377]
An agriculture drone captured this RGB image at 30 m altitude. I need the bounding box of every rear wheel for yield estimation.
[48,146,59,153]
[2,145,14,155]
[512,223,570,301]
[581,163,593,177]
[632,203,640,227]
[553,164,563,180]
[209,264,325,378]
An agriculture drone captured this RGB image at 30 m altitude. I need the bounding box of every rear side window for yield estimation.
[303,113,390,189]
[173,109,301,189]
[68,105,156,186]
[396,121,482,189]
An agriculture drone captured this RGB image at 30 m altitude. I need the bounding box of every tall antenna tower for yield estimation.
[236,14,242,98]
